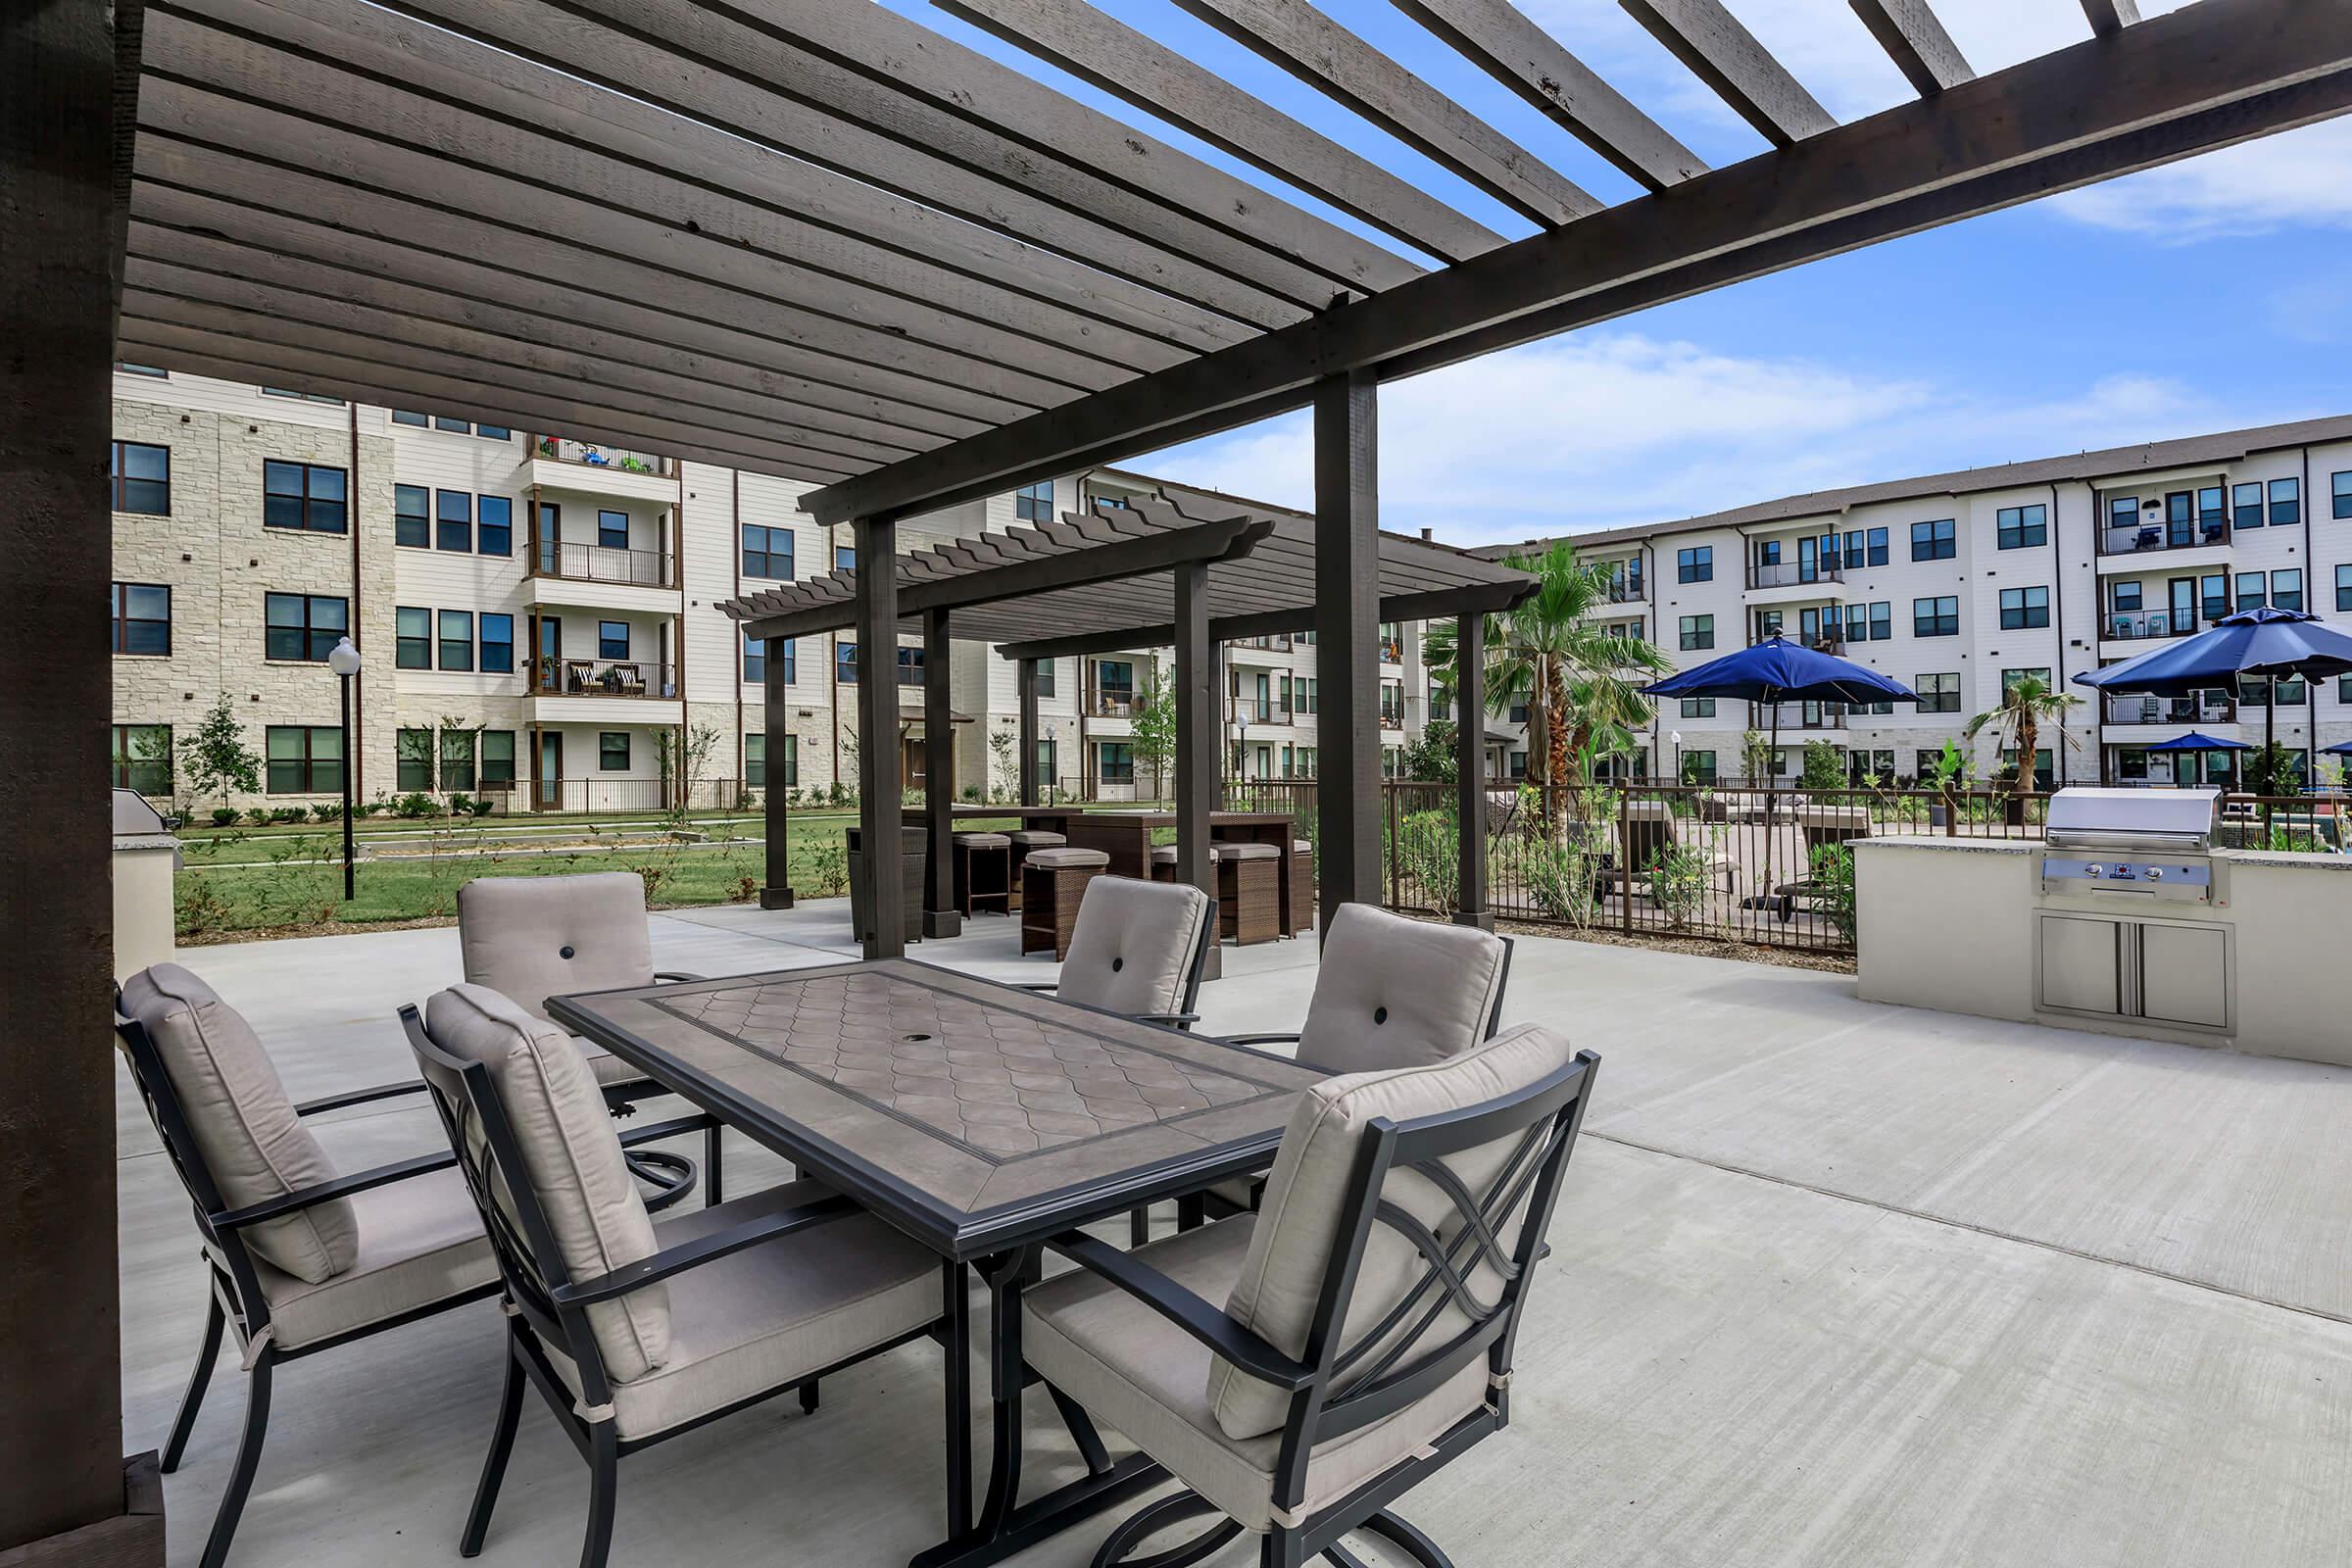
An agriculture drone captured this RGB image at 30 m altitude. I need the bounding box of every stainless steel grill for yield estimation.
[2040,787,2220,904]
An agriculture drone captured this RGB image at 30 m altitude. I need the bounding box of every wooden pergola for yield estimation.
[9,0,2352,1556]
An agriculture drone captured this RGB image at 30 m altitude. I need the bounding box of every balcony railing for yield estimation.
[533,659,677,699]
[1089,690,1136,718]
[2104,610,2196,641]
[2105,694,2236,725]
[2100,518,2228,558]
[1229,634,1293,653]
[1230,696,1292,725]
[1747,560,1844,590]
[531,537,675,588]
[530,433,673,477]
[1604,579,1645,604]
[1751,700,1848,730]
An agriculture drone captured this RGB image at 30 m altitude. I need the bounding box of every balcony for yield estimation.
[1230,696,1292,726]
[2103,610,2197,643]
[1228,633,1293,654]
[528,433,679,505]
[526,537,678,610]
[533,659,676,700]
[1747,560,1843,591]
[2105,694,2236,726]
[1751,700,1848,731]
[2099,516,2228,559]
[1088,690,1137,718]
[530,434,672,476]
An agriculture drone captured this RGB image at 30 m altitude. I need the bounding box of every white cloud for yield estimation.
[2050,119,2352,240]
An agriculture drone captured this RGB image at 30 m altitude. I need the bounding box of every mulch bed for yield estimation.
[1493,919,1856,974]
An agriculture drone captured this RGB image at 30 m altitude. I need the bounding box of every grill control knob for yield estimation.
[2085,863,2105,879]
[2145,866,2165,881]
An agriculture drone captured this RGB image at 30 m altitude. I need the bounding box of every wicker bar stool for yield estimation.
[952,831,1012,916]
[1286,837,1315,936]
[1004,829,1066,911]
[1019,847,1108,958]
[1215,841,1282,946]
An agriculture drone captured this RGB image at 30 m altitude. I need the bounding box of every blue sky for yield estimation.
[878,0,2352,546]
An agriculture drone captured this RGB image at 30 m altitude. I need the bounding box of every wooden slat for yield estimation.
[1618,0,1836,145]
[1387,0,1706,190]
[805,0,2349,524]
[1848,0,1974,95]
[1172,0,1598,224]
[936,0,1504,265]
[2082,0,2141,36]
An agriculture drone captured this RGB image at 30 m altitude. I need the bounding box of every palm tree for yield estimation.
[1963,671,2079,795]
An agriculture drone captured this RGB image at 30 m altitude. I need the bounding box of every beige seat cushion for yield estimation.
[1008,830,1066,847]
[546,1181,940,1442]
[1026,847,1107,870]
[236,1166,495,1350]
[1211,1022,1576,1440]
[1217,842,1280,861]
[1057,877,1211,1017]
[121,964,358,1284]
[953,832,1010,848]
[422,985,670,1381]
[458,872,655,1021]
[1024,1218,1484,1531]
[1292,905,1505,1076]
[575,1036,652,1090]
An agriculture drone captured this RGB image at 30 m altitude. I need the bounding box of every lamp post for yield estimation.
[1671,730,1684,786]
[328,635,362,901]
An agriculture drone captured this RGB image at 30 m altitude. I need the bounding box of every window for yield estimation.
[2109,496,2140,533]
[2271,477,2301,526]
[397,729,433,791]
[435,416,471,433]
[1679,613,1714,651]
[2202,573,2230,624]
[1864,527,1888,566]
[1035,659,1056,698]
[897,646,924,686]
[2200,486,2226,532]
[836,642,858,683]
[478,496,513,557]
[111,582,171,655]
[1868,602,1892,642]
[742,523,794,579]
[2002,667,2053,693]
[1036,738,1056,785]
[1916,672,1960,713]
[2335,471,2352,521]
[598,510,628,550]
[396,607,431,668]
[2272,569,2306,612]
[1683,751,1717,785]
[835,545,856,571]
[2001,748,2057,793]
[1910,518,1955,561]
[2233,481,2263,529]
[1913,596,1959,637]
[1099,742,1135,785]
[264,461,347,532]
[746,733,766,788]
[598,621,629,661]
[265,592,347,661]
[2337,564,2352,612]
[1015,480,1054,523]
[110,440,171,514]
[113,724,172,795]
[780,638,797,685]
[1680,697,1716,718]
[391,410,428,426]
[599,732,630,772]
[743,629,764,684]
[435,489,471,553]
[393,484,428,549]
[116,362,167,377]
[1677,546,1712,583]
[478,425,512,442]
[2111,580,2143,612]
[1996,504,2047,550]
[439,729,476,791]
[438,610,474,671]
[262,387,342,405]
[1999,586,2050,629]
[2236,571,2267,612]
[480,731,515,786]
[266,726,342,794]
[481,613,514,673]
[1294,676,1317,716]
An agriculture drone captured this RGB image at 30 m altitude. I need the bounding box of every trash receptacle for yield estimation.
[847,825,926,945]
[112,788,182,980]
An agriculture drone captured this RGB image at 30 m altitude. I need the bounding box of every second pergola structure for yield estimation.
[723,492,1537,953]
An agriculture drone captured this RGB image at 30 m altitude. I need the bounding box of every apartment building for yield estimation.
[1479,416,2352,789]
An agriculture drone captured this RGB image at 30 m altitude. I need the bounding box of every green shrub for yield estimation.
[1524,839,1603,928]
[447,793,476,817]
[1645,841,1714,927]
[310,803,341,822]
[393,792,437,819]
[270,807,308,825]
[1391,808,1458,915]
[211,808,240,827]
[1799,741,1846,792]
[1809,843,1856,945]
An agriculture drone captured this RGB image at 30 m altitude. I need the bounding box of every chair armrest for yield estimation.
[1012,982,1060,994]
[213,1150,457,1232]
[293,1080,430,1116]
[652,971,705,984]
[1222,1032,1302,1048]
[1044,1231,1313,1391]
[1130,1011,1200,1029]
[615,1111,719,1148]
[552,1192,857,1305]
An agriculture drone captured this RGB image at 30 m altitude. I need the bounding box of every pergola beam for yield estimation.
[1617,0,1837,146]
[990,581,1536,663]
[1848,0,1974,97]
[803,0,2352,525]
[2082,0,2141,36]
[854,517,905,960]
[1315,369,1381,932]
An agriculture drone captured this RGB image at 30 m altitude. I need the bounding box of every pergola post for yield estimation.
[1174,560,1220,978]
[853,516,905,958]
[921,606,960,940]
[1017,656,1040,806]
[1452,611,1494,930]
[759,636,795,909]
[1314,368,1381,935]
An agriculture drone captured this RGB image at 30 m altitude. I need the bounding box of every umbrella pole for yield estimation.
[2265,687,2278,843]
[1758,700,1780,920]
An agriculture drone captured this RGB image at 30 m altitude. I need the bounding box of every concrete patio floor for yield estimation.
[122,900,2352,1567]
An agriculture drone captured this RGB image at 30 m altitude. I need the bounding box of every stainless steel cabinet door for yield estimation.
[2037,914,2122,1016]
[2138,922,2230,1029]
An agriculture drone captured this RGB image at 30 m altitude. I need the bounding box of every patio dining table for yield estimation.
[547,958,1326,1568]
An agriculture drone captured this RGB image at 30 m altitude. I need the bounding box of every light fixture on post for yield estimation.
[327,635,362,901]
[1671,730,1684,786]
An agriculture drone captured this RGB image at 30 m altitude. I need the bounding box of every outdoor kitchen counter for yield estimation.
[1854,835,2352,1068]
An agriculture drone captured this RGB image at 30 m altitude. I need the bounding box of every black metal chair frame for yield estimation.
[1022,1047,1600,1568]
[399,1004,954,1568]
[1015,893,1220,1032]
[604,969,722,1211]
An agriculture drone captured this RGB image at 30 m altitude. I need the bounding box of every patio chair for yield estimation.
[1016,1022,1598,1568]
[114,963,502,1568]
[457,872,713,1206]
[402,987,947,1568]
[1019,875,1216,1031]
[1603,800,1738,903]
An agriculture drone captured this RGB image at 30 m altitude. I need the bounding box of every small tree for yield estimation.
[656,721,721,820]
[1740,728,1773,786]
[1128,655,1179,801]
[1964,671,2079,795]
[1396,718,1459,786]
[986,723,1017,803]
[185,694,262,809]
[1799,741,1847,792]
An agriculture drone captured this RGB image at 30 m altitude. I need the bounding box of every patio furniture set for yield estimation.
[112,872,1593,1568]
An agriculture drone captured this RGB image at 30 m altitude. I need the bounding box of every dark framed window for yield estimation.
[1999,586,2050,629]
[395,483,429,548]
[781,638,797,685]
[743,629,764,684]
[599,731,630,772]
[1014,480,1054,523]
[2270,477,2301,526]
[478,496,513,557]
[262,387,342,405]
[742,523,794,579]
[1868,602,1892,641]
[436,489,471,553]
[2109,496,2140,532]
[597,510,628,550]
[391,410,429,427]
[1996,505,2046,550]
[2336,564,2352,612]
[477,424,512,442]
[439,610,474,671]
[116,362,167,377]
[264,461,347,533]
[2202,573,2230,623]
[111,441,171,514]
[2272,569,2305,612]
[2237,571,2267,612]
[1914,596,1959,637]
[265,592,347,661]
[2333,470,2352,520]
[598,620,629,661]
[1917,672,1960,713]
[397,729,433,791]
[781,734,799,787]
[437,729,476,791]
[836,642,858,683]
[1099,742,1135,785]
[2002,667,2053,694]
[2233,481,2263,529]
[1679,613,1713,651]
[112,582,171,655]
[835,545,856,571]
[265,725,342,794]
[2199,485,2226,532]
[2113,579,2145,613]
[481,612,514,673]
[113,724,172,795]
[746,733,766,788]
[897,646,924,685]
[1679,697,1715,718]
[1683,751,1717,785]
[1910,518,1955,561]
[1864,527,1888,566]
[435,416,471,433]
[1035,659,1056,698]
[1677,546,1711,583]
[481,731,516,785]
[396,607,431,669]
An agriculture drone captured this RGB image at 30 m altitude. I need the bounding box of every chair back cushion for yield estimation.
[458,872,655,1020]
[1056,876,1210,1017]
[1293,905,1505,1075]
[421,984,669,1381]
[1210,1021,1576,1440]
[120,964,359,1284]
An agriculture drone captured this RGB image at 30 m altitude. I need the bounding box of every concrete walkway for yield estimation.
[122,902,2352,1566]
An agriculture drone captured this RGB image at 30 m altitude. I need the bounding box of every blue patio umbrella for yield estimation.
[2143,729,2251,788]
[2325,740,2352,757]
[2073,607,2352,775]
